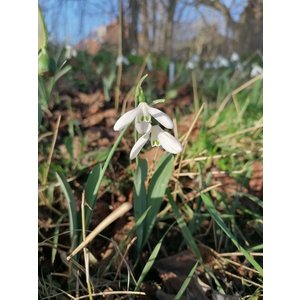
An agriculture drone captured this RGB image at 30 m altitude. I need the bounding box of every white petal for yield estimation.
[147,105,173,129]
[130,132,150,160]
[157,129,183,154]
[135,119,151,134]
[113,107,140,131]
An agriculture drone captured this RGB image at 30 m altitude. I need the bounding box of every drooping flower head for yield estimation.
[113,74,182,159]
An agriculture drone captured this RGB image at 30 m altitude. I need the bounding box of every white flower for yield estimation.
[230,52,240,62]
[213,55,229,68]
[65,45,77,59]
[113,102,173,132]
[146,56,153,71]
[130,124,182,160]
[186,55,200,70]
[250,64,263,77]
[116,55,129,66]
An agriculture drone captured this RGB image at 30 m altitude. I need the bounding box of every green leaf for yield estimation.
[143,154,174,247]
[47,65,72,96]
[38,6,48,51]
[174,260,199,300]
[83,128,127,230]
[134,159,148,252]
[201,193,263,275]
[51,214,66,264]
[56,171,78,250]
[135,224,174,291]
[84,163,103,230]
[166,189,202,261]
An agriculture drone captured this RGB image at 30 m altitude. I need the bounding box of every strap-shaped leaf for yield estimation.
[84,163,102,230]
[143,154,174,247]
[133,159,148,252]
[201,193,263,275]
[56,171,78,250]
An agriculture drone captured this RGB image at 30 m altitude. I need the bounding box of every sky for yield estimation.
[39,0,248,46]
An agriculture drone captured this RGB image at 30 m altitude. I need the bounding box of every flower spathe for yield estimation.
[113,102,173,132]
[130,124,183,160]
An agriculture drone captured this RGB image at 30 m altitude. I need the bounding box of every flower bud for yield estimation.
[38,48,56,77]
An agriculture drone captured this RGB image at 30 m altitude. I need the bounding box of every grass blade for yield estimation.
[166,188,202,261]
[83,127,127,229]
[201,193,263,275]
[135,224,174,291]
[84,163,102,230]
[174,260,199,300]
[51,214,66,264]
[56,171,78,250]
[144,154,174,247]
[133,159,148,252]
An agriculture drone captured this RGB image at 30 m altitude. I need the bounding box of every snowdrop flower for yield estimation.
[146,56,153,71]
[230,52,240,63]
[113,102,173,132]
[186,61,195,70]
[116,55,129,66]
[186,55,200,70]
[213,55,229,68]
[130,124,182,160]
[65,45,77,59]
[250,64,263,77]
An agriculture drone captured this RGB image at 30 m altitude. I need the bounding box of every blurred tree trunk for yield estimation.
[195,0,262,55]
[129,0,139,52]
[151,0,157,52]
[237,0,263,54]
[164,0,178,57]
[140,0,150,54]
[120,0,129,53]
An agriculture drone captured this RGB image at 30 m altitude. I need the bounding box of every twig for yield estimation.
[67,202,132,260]
[215,124,262,142]
[221,257,260,274]
[223,270,263,288]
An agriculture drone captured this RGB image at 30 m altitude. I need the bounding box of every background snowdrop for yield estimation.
[116,55,129,66]
[250,64,263,77]
[65,44,77,60]
[230,52,240,63]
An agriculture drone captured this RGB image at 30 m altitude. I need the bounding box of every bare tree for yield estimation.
[128,0,139,51]
[140,0,150,54]
[162,0,178,57]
